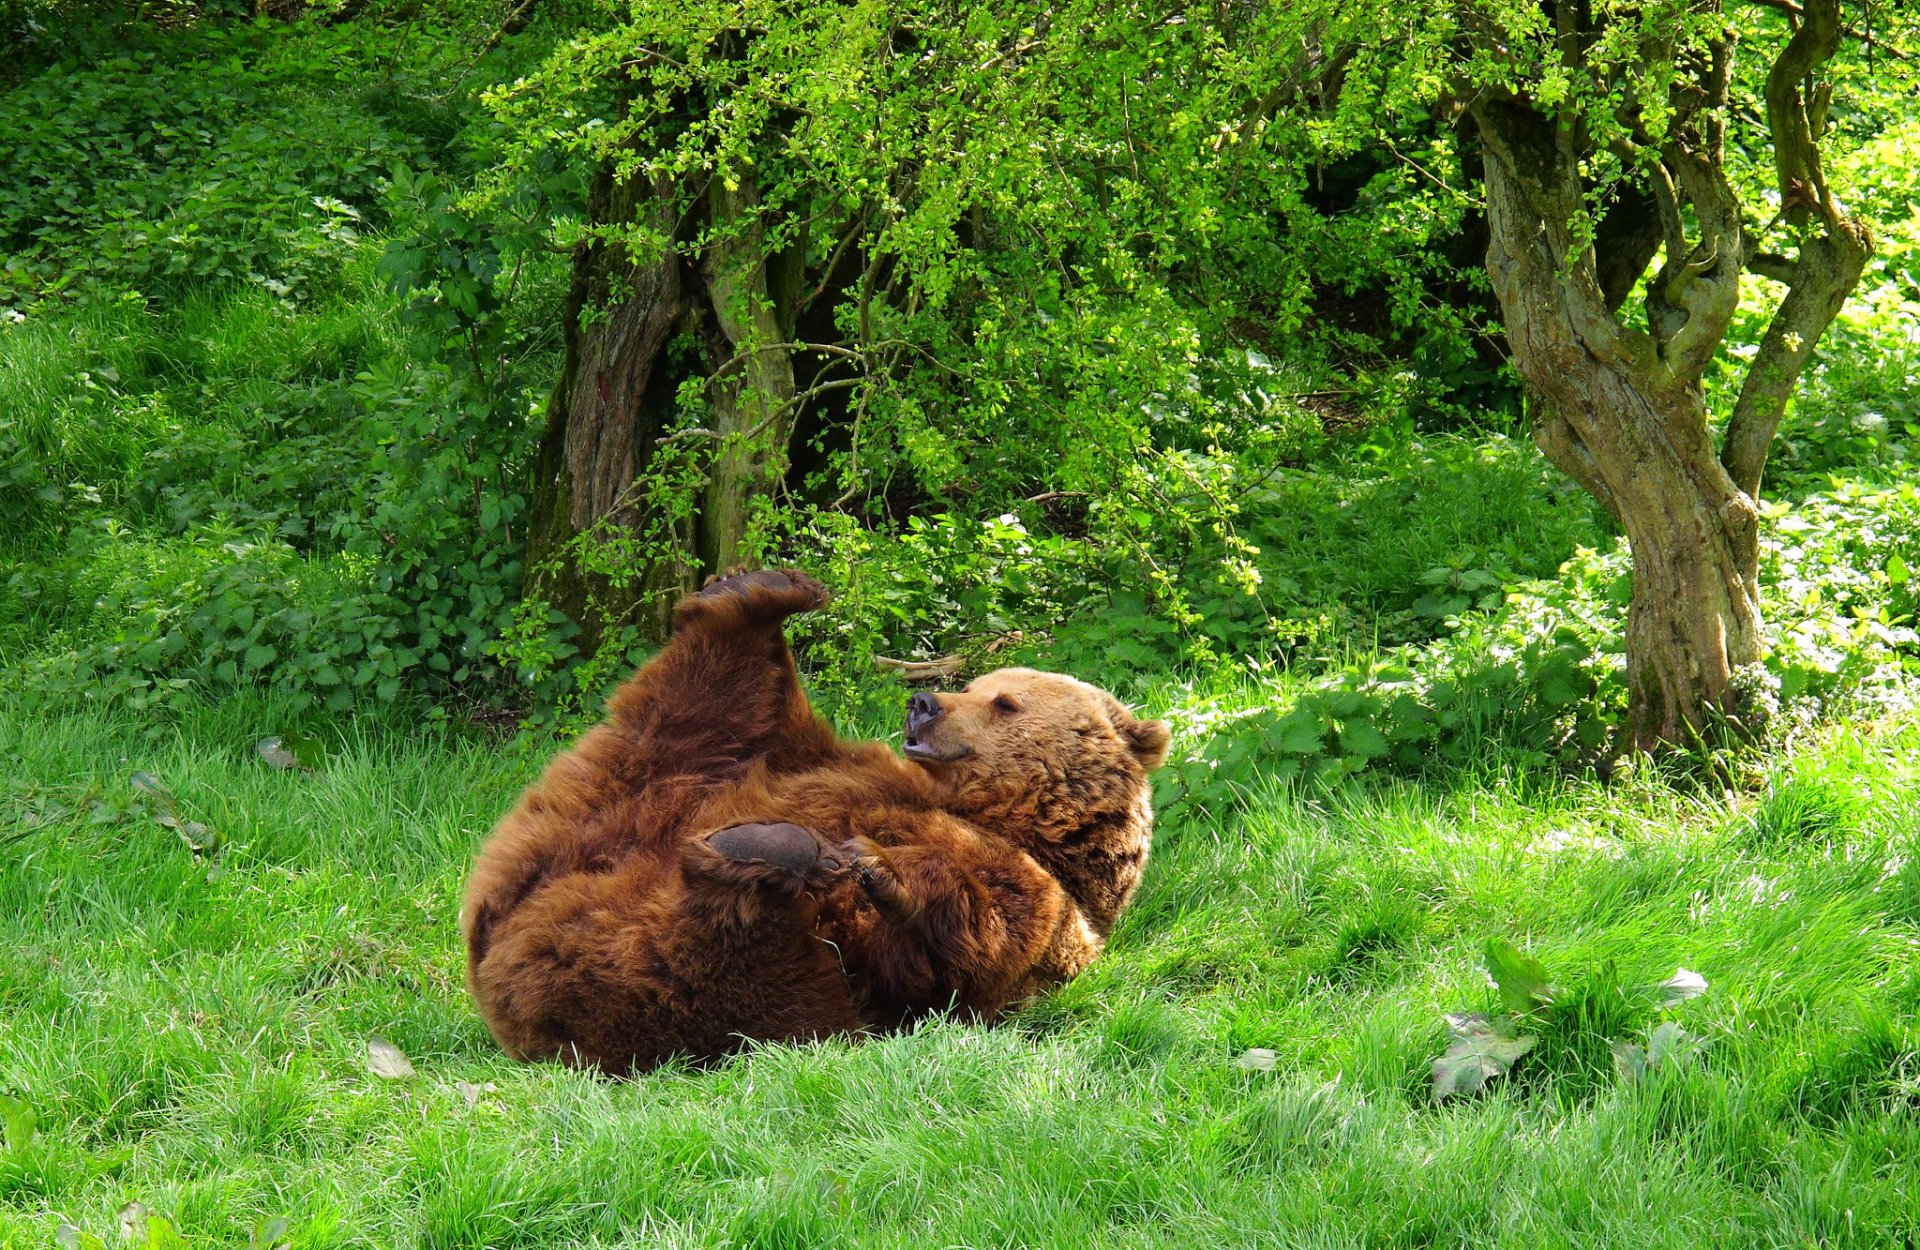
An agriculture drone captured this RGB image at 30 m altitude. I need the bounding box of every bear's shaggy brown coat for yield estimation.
[461,570,1168,1073]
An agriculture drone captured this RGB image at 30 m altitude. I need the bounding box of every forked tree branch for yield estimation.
[1720,0,1874,498]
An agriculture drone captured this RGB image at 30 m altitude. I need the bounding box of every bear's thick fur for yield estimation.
[461,569,1168,1072]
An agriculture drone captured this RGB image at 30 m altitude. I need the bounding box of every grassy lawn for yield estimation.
[3,692,1917,1248]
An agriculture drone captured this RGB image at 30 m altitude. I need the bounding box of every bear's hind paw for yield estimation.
[680,568,830,630]
[693,821,845,894]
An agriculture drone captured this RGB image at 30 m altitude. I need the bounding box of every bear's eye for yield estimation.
[991,694,1021,716]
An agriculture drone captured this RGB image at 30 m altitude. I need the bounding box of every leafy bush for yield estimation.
[1152,478,1920,812]
[0,22,446,309]
[0,13,570,714]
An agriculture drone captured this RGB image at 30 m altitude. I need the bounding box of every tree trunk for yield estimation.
[1612,437,1761,748]
[525,166,693,647]
[697,177,799,574]
[1474,97,1761,751]
[1515,332,1763,748]
[524,170,812,648]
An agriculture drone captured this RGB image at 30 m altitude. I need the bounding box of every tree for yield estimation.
[522,150,812,644]
[1408,0,1878,747]
[491,1,1304,651]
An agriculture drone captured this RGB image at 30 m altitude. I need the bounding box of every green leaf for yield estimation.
[0,1093,37,1153]
[129,771,172,804]
[1610,1038,1649,1082]
[1432,1013,1536,1102]
[1268,711,1323,755]
[142,1213,191,1249]
[1337,718,1391,759]
[1614,1021,1702,1082]
[1484,938,1555,1014]
[1889,553,1910,586]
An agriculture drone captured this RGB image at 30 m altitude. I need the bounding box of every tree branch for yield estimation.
[1721,0,1875,498]
[1737,0,1914,62]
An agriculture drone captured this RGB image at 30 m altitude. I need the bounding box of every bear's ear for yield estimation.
[1122,717,1171,770]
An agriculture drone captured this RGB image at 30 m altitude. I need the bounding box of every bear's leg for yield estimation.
[606,569,839,775]
[838,835,1088,1020]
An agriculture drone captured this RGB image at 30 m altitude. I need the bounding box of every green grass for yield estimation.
[3,691,1918,1248]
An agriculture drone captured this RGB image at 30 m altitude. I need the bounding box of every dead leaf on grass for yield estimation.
[367,1037,416,1081]
[1432,1012,1536,1103]
[1234,1048,1278,1073]
[455,1080,498,1109]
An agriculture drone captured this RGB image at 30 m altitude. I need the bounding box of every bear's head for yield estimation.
[901,668,1168,925]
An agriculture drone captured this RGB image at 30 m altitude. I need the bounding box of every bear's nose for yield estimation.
[906,692,942,735]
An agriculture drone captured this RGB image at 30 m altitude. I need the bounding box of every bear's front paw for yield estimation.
[834,836,921,928]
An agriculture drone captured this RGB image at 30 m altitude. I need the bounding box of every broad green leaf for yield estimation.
[0,1093,37,1152]
[1610,1038,1649,1082]
[1484,938,1555,1014]
[1432,1013,1536,1102]
[1614,1021,1702,1082]
[1337,718,1391,759]
[142,1214,190,1249]
[129,771,171,803]
[1268,711,1323,755]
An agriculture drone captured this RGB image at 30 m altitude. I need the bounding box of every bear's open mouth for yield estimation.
[902,735,971,763]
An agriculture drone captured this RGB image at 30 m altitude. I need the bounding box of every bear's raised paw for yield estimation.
[678,568,830,632]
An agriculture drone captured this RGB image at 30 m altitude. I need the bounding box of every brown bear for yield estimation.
[460,569,1168,1073]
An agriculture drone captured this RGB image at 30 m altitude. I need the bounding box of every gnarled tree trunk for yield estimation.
[1477,98,1762,745]
[1466,0,1869,752]
[525,167,692,646]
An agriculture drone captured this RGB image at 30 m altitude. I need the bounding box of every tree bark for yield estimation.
[524,166,694,647]
[1462,0,1871,751]
[523,166,824,648]
[697,177,800,573]
[1473,96,1761,750]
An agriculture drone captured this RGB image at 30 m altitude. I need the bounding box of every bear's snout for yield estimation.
[904,691,969,762]
[906,691,942,734]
